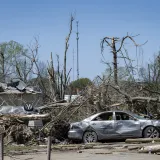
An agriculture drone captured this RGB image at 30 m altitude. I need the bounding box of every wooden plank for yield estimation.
[125,138,160,143]
[0,134,3,160]
[47,136,51,160]
[0,125,4,160]
[0,113,49,120]
[139,145,160,153]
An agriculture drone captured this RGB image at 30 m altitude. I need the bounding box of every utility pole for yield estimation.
[73,49,75,81]
[76,21,79,79]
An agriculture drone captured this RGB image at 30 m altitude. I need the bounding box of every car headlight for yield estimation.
[70,125,80,129]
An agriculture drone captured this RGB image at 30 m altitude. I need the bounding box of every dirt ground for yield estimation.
[4,149,160,160]
[4,141,160,160]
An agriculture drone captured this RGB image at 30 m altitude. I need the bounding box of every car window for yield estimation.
[116,112,134,120]
[131,113,149,120]
[93,112,113,121]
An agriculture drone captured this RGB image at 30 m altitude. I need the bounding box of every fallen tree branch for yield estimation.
[39,102,80,111]
[107,84,160,103]
[139,145,160,153]
[125,138,160,143]
[143,87,160,95]
[0,113,50,121]
[106,84,132,101]
[131,96,160,103]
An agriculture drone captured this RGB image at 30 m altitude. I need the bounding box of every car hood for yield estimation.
[139,119,160,127]
[151,119,160,126]
[70,121,90,129]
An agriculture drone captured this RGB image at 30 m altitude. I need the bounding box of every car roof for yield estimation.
[98,110,130,114]
[83,110,131,121]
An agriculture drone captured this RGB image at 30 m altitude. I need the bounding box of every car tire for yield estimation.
[83,131,98,143]
[143,126,160,138]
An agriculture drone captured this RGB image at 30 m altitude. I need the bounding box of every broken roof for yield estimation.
[0,79,41,94]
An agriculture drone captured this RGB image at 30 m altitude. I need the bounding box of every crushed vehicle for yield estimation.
[68,111,160,143]
[0,105,37,115]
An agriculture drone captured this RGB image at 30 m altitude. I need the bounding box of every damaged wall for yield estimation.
[0,81,43,107]
[0,92,43,107]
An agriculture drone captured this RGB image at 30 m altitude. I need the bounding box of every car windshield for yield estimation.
[83,113,100,121]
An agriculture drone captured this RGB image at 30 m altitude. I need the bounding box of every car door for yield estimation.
[114,112,141,138]
[90,112,116,139]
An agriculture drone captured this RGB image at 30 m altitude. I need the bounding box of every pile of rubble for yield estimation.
[1,77,160,146]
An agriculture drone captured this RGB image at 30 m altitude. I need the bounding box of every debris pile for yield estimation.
[1,76,160,145]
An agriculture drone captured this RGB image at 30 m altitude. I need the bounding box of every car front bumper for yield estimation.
[68,129,83,140]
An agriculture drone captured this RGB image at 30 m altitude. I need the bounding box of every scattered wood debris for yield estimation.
[125,138,160,144]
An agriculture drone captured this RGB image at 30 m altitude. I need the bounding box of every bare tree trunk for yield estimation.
[28,37,47,95]
[60,71,63,99]
[148,64,151,83]
[63,15,74,99]
[101,34,147,85]
[0,51,5,83]
[23,58,27,83]
[47,52,56,101]
[112,38,118,85]
[56,54,60,99]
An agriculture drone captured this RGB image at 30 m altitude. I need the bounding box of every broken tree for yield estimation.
[101,34,147,85]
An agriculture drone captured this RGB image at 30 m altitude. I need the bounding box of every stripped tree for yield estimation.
[63,14,74,99]
[100,34,147,85]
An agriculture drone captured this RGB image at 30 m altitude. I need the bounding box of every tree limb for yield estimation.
[117,35,148,53]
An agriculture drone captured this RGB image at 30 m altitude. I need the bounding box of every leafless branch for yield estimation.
[117,35,148,53]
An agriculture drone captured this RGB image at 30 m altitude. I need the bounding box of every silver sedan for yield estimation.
[68,111,160,143]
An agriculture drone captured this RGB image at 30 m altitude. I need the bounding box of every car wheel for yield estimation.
[83,131,98,143]
[143,126,160,138]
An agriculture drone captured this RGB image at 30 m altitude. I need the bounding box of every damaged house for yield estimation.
[0,79,43,109]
